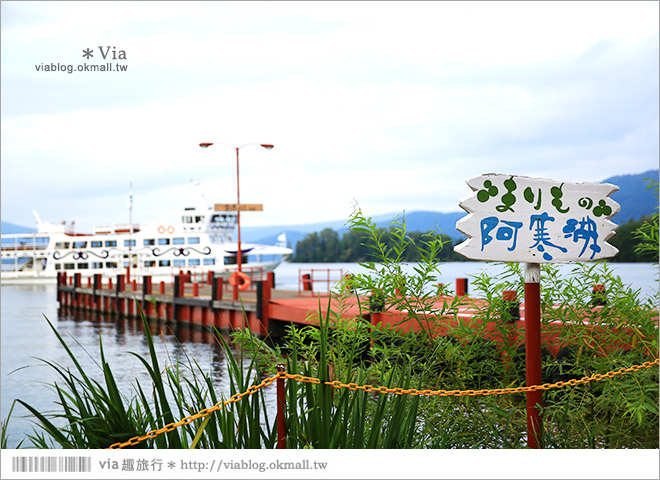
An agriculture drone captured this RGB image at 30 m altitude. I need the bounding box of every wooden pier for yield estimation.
[55,270,648,358]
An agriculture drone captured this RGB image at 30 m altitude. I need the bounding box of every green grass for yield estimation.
[2,205,657,449]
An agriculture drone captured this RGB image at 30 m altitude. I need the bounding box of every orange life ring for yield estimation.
[167,225,174,234]
[158,225,165,234]
[229,271,251,291]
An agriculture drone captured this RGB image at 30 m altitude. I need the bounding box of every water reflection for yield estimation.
[1,304,276,448]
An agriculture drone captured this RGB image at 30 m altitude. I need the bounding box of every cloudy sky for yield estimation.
[1,1,658,233]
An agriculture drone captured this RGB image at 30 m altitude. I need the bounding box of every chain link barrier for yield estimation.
[108,357,658,449]
[321,358,659,397]
[107,375,279,449]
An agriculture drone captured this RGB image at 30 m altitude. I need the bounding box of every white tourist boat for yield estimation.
[1,204,292,284]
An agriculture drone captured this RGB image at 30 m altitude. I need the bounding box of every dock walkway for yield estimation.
[55,270,644,356]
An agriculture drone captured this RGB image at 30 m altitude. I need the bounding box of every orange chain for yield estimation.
[107,374,279,449]
[319,358,660,397]
[108,358,658,449]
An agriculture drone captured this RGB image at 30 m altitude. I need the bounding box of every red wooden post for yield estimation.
[207,270,214,285]
[591,283,607,306]
[276,364,286,449]
[74,273,81,306]
[524,263,543,448]
[503,290,517,301]
[302,273,312,292]
[108,277,113,289]
[193,283,199,296]
[159,281,165,294]
[215,277,223,301]
[503,290,520,322]
[258,275,272,336]
[57,272,63,303]
[455,278,468,297]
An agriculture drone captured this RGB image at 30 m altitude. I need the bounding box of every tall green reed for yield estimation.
[4,203,657,449]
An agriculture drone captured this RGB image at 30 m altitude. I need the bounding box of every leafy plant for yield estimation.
[10,204,658,449]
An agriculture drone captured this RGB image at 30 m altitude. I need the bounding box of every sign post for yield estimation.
[524,262,542,448]
[454,173,619,448]
[214,203,264,212]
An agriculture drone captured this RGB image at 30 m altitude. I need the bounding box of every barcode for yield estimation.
[11,456,91,473]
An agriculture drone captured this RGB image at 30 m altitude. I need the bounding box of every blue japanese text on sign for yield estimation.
[454,174,619,263]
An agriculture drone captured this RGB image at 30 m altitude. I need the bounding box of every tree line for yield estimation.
[293,216,658,263]
[293,228,464,263]
[607,216,658,262]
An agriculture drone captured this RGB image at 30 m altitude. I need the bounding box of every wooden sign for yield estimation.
[454,174,620,263]
[214,203,263,212]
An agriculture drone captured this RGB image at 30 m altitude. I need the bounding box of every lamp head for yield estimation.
[260,144,274,150]
[199,143,213,148]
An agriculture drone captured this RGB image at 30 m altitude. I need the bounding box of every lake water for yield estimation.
[1,261,657,448]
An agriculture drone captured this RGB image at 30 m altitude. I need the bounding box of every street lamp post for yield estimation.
[199,142,273,278]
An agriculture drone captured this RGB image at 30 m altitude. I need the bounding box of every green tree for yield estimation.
[608,217,657,262]
[294,227,464,263]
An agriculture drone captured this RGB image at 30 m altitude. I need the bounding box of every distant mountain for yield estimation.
[1,221,36,234]
[246,169,659,249]
[4,169,656,249]
[243,210,464,248]
[602,170,658,223]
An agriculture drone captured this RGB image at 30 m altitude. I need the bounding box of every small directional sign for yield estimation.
[454,174,620,263]
[214,203,263,212]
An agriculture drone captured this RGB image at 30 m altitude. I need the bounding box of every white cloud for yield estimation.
[2,1,658,232]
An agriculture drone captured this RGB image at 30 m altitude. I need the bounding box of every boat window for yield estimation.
[211,214,235,223]
[188,237,200,244]
[73,241,87,248]
[105,262,117,268]
[92,262,103,269]
[144,239,155,246]
[91,241,102,248]
[203,258,215,266]
[159,260,171,267]
[182,215,193,223]
[105,240,117,247]
[144,260,156,267]
[195,216,205,223]
[173,237,185,245]
[54,263,61,270]
[173,259,185,267]
[224,256,237,265]
[188,259,200,266]
[4,237,50,249]
[123,261,129,267]
[158,238,170,245]
[55,242,71,249]
[124,239,136,247]
[64,263,75,270]
[78,263,89,269]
